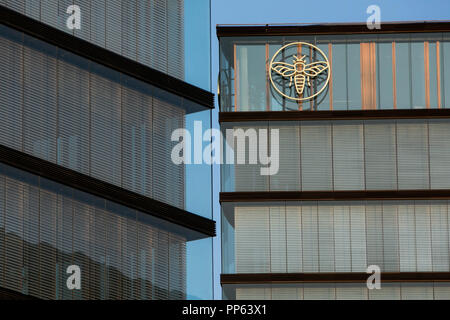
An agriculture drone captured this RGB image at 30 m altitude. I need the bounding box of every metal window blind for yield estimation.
[430,202,450,271]
[235,206,270,273]
[230,201,450,274]
[334,205,351,272]
[0,25,189,210]
[269,205,286,273]
[152,93,185,209]
[150,0,168,75]
[23,35,57,163]
[58,195,74,300]
[122,77,153,197]
[22,182,39,298]
[89,206,107,300]
[168,233,186,299]
[286,205,302,273]
[121,0,137,60]
[57,50,90,175]
[236,287,271,300]
[350,203,367,271]
[0,176,4,289]
[300,122,333,191]
[105,0,121,55]
[167,0,184,80]
[154,231,169,300]
[137,221,156,300]
[232,123,270,191]
[40,0,59,30]
[224,119,447,193]
[0,25,23,151]
[382,202,400,271]
[72,198,91,300]
[74,0,90,41]
[318,204,335,272]
[429,120,450,188]
[90,63,122,186]
[269,122,301,191]
[4,178,23,293]
[121,211,138,300]
[229,282,450,300]
[39,190,58,299]
[89,0,106,47]
[301,203,319,272]
[397,120,430,189]
[136,0,153,67]
[332,121,365,190]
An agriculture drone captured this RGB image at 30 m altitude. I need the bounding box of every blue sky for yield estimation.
[209,0,450,299]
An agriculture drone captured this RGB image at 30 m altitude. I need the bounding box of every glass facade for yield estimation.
[223,283,450,300]
[219,33,450,111]
[222,119,450,192]
[219,25,450,300]
[222,201,450,274]
[0,1,214,300]
[0,162,200,300]
[3,0,212,91]
[0,24,212,218]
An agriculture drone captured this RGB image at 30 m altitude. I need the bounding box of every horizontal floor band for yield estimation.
[0,6,214,109]
[219,109,450,122]
[221,273,450,284]
[217,21,450,37]
[220,190,450,202]
[0,144,216,240]
[0,286,38,300]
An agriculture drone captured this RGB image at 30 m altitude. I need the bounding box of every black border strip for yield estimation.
[220,190,450,202]
[221,273,450,284]
[0,5,214,109]
[217,21,450,37]
[219,109,450,122]
[0,145,216,240]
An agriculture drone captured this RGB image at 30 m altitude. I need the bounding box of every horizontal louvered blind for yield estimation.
[226,200,450,274]
[4,0,186,80]
[232,122,270,191]
[364,121,397,189]
[397,120,430,189]
[301,122,332,191]
[0,163,188,300]
[0,25,23,151]
[227,282,450,300]
[0,176,4,289]
[122,77,153,197]
[90,64,122,186]
[57,50,90,175]
[0,25,190,210]
[332,121,364,190]
[23,34,57,163]
[152,92,185,209]
[429,120,450,188]
[235,206,270,273]
[269,122,301,191]
[223,118,450,192]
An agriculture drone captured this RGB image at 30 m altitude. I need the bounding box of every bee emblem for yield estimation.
[269,42,330,101]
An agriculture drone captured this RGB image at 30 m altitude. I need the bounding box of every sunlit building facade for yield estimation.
[0,1,215,300]
[219,22,450,300]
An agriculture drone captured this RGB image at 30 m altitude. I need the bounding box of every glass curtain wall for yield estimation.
[219,33,450,111]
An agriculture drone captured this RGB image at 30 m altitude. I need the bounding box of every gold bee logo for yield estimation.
[269,42,330,101]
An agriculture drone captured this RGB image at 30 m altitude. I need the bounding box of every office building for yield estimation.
[0,1,215,300]
[218,22,450,300]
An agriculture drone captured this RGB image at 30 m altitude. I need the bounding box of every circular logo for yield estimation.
[269,42,330,102]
